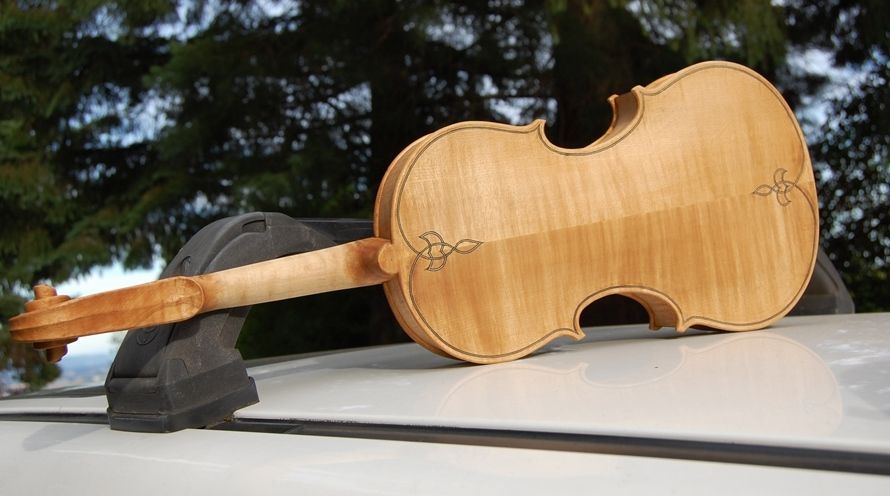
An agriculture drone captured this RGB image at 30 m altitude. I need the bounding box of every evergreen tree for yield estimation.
[784,0,889,310]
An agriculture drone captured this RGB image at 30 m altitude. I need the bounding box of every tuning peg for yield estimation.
[22,285,76,362]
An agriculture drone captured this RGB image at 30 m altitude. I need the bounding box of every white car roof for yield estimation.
[3,313,889,457]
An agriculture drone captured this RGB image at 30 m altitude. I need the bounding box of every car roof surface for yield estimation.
[3,313,888,455]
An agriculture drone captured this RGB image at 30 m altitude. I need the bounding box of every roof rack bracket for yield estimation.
[104,213,372,432]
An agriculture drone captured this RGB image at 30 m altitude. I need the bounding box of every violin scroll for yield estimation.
[19,285,75,362]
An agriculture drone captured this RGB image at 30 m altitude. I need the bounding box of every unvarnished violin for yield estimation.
[10,61,819,364]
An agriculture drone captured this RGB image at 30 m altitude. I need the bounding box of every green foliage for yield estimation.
[783,0,889,310]
[0,1,173,287]
[0,0,886,385]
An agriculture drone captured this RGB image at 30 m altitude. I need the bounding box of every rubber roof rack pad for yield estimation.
[105,213,372,432]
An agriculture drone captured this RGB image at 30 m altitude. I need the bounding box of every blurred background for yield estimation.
[1,0,887,393]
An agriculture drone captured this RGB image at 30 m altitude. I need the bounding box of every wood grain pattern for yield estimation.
[11,61,818,364]
[375,61,818,363]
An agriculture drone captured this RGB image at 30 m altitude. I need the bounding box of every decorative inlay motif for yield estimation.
[417,231,482,271]
[753,168,798,206]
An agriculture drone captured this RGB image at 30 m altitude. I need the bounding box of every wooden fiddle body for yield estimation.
[10,61,819,364]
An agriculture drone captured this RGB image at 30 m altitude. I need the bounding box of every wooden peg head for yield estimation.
[23,285,75,362]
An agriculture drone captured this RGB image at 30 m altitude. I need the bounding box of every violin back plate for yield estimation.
[375,61,819,363]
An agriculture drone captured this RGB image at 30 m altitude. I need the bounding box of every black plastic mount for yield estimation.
[104,213,372,433]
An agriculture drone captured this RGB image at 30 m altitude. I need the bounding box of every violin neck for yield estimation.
[9,237,398,345]
[196,237,397,311]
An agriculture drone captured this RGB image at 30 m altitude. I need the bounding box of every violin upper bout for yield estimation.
[375,121,590,363]
[380,226,586,364]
